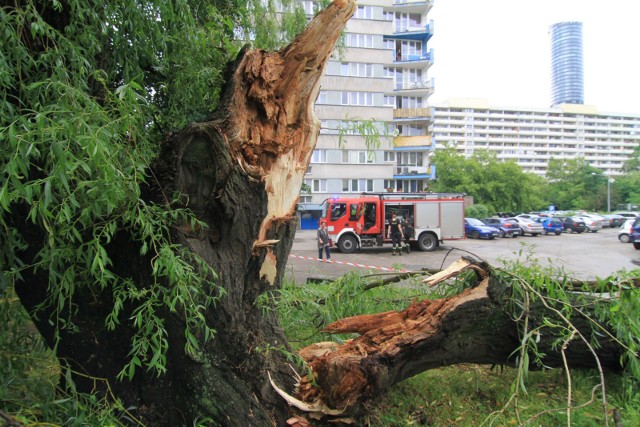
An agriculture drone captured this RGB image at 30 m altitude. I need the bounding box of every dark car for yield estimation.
[536,217,563,235]
[482,217,521,238]
[465,218,500,239]
[603,214,626,228]
[559,216,586,233]
[632,217,640,250]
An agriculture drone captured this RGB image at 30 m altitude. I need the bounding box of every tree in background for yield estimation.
[546,158,610,211]
[430,147,547,213]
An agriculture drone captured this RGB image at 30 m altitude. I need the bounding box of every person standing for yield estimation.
[402,218,414,254]
[387,212,404,256]
[317,220,332,262]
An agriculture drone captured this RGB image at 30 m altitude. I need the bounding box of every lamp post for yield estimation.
[607,178,614,213]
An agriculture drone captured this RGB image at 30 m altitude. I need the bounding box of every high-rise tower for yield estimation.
[550,21,584,106]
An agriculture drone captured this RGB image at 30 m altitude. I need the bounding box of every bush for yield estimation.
[466,204,490,219]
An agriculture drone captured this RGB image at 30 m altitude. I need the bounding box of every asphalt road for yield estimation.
[284,227,640,284]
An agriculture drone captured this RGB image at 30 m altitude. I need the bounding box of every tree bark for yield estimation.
[13,1,357,425]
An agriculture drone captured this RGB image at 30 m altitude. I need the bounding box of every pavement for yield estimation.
[285,229,477,284]
[284,227,640,284]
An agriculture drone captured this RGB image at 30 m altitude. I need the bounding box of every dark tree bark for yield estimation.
[13,1,357,425]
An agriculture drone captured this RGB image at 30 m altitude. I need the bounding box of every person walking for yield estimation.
[317,220,332,262]
[387,212,404,256]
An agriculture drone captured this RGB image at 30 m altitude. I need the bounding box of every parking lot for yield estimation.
[284,227,640,284]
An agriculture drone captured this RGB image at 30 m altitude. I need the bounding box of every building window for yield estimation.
[311,149,327,163]
[317,91,328,104]
[305,179,327,192]
[341,150,349,163]
[345,33,374,48]
[340,91,374,106]
[354,5,374,19]
[354,150,374,164]
[384,151,396,162]
[384,95,396,107]
[343,179,373,192]
[340,62,373,77]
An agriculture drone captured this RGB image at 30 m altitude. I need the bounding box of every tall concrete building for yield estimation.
[432,98,640,177]
[299,0,437,228]
[550,21,584,106]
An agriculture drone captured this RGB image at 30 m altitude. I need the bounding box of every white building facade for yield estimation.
[299,0,437,228]
[432,98,640,177]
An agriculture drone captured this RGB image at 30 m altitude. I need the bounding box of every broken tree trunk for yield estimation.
[286,258,625,422]
[13,1,357,425]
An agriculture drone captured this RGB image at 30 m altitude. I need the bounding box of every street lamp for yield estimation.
[607,178,615,213]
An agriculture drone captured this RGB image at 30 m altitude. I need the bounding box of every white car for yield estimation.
[618,219,635,243]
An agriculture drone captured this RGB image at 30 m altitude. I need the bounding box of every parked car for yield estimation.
[604,214,626,228]
[536,217,563,235]
[511,217,544,236]
[577,216,602,233]
[615,212,639,220]
[465,218,500,239]
[631,217,640,250]
[618,219,635,243]
[559,216,587,233]
[579,213,608,228]
[481,217,521,238]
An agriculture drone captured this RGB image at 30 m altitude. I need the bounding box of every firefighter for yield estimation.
[387,212,404,256]
[402,218,414,254]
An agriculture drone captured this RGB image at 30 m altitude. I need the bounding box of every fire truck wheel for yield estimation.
[338,234,358,253]
[417,232,438,252]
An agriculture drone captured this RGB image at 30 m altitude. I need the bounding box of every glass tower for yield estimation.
[550,22,584,106]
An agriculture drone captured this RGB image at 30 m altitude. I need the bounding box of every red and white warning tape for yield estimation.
[288,253,408,273]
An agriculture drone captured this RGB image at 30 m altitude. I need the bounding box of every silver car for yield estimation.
[511,217,545,236]
[576,216,602,233]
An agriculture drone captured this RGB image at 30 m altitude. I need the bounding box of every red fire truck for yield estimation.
[320,192,466,253]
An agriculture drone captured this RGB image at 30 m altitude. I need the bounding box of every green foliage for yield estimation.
[546,158,609,211]
[367,366,637,426]
[0,0,308,381]
[492,249,640,425]
[466,203,489,219]
[336,117,397,152]
[431,146,548,213]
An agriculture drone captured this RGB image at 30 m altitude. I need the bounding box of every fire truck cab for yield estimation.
[320,192,465,253]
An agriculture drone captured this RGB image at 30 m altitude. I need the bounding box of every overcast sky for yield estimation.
[428,0,640,114]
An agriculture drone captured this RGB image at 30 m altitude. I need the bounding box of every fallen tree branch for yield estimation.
[287,257,626,422]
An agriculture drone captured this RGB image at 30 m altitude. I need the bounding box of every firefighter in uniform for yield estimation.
[387,212,404,256]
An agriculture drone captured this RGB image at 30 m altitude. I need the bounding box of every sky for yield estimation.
[428,0,640,114]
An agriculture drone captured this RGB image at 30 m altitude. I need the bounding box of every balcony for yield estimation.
[394,78,435,97]
[391,0,435,14]
[389,20,434,43]
[393,135,432,148]
[394,49,434,67]
[394,107,432,120]
[393,165,436,179]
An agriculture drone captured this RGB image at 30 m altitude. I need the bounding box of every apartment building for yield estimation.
[298,0,437,227]
[432,98,640,176]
